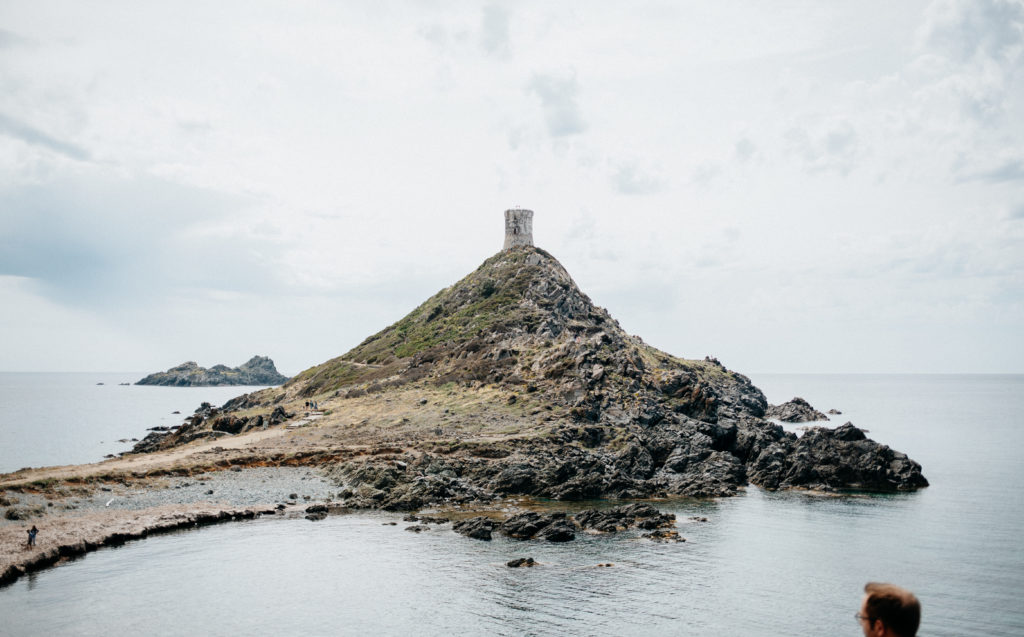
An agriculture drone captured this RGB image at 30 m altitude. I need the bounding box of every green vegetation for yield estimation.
[347,250,546,363]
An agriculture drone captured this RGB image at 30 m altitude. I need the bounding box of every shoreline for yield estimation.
[1,502,279,587]
[0,445,343,589]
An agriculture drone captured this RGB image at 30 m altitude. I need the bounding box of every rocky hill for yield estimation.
[136,356,288,387]
[133,246,927,507]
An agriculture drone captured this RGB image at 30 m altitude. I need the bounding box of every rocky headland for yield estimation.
[136,355,289,386]
[129,246,925,504]
[1,238,928,587]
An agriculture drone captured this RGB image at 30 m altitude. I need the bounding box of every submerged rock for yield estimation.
[506,557,537,568]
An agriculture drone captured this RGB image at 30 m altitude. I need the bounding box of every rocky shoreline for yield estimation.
[0,245,930,589]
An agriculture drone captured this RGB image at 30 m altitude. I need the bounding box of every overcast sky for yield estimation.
[1,0,1022,375]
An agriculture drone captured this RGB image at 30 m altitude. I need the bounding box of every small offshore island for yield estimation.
[0,209,927,586]
[136,356,289,387]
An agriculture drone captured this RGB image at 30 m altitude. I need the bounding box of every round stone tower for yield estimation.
[503,207,534,250]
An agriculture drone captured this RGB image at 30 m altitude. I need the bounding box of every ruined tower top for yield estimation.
[503,207,534,250]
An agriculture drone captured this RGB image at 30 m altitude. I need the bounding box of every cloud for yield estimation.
[0,29,33,49]
[735,137,756,162]
[957,157,1024,182]
[691,163,720,187]
[480,5,510,57]
[1009,203,1024,219]
[785,121,860,175]
[914,0,1024,124]
[0,170,273,307]
[527,71,586,137]
[918,0,1024,64]
[0,112,90,161]
[611,161,665,195]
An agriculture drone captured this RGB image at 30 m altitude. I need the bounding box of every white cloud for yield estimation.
[611,160,665,195]
[0,1,1021,373]
[480,4,511,57]
[784,120,860,176]
[527,71,586,137]
[0,112,90,161]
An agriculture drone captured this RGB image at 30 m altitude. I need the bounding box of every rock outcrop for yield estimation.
[452,504,678,543]
[136,356,288,387]
[132,245,928,503]
[766,397,829,422]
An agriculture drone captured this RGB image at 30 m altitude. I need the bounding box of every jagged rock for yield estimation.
[418,515,450,524]
[538,521,575,542]
[766,397,829,423]
[575,503,675,533]
[452,516,497,541]
[136,356,288,386]
[506,557,536,568]
[500,512,575,541]
[643,529,684,542]
[749,423,928,492]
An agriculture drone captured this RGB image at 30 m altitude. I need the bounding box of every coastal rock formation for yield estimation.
[747,423,929,492]
[452,504,677,543]
[766,397,829,422]
[136,356,288,387]
[131,243,928,505]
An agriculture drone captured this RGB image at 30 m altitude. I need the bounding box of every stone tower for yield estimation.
[503,207,534,250]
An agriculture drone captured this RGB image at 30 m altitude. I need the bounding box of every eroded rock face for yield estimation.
[766,397,829,423]
[136,356,288,387]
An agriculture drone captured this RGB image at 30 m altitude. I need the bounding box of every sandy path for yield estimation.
[0,426,293,488]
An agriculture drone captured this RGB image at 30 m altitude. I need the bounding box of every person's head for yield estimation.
[858,582,920,637]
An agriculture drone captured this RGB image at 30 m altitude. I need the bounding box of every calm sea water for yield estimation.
[2,373,1023,636]
[0,372,271,472]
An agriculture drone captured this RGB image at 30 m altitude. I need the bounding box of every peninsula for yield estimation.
[0,207,927,586]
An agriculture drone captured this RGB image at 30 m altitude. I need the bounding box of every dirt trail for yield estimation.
[0,426,292,488]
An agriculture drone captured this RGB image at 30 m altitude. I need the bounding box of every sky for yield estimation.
[1,0,1022,375]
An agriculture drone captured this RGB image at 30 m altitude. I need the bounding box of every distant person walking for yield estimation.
[26,525,38,547]
[856,582,921,637]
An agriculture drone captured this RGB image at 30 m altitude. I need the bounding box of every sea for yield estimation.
[1,372,1022,636]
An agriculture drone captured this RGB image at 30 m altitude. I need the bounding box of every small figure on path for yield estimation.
[856,582,920,637]
[26,525,38,547]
